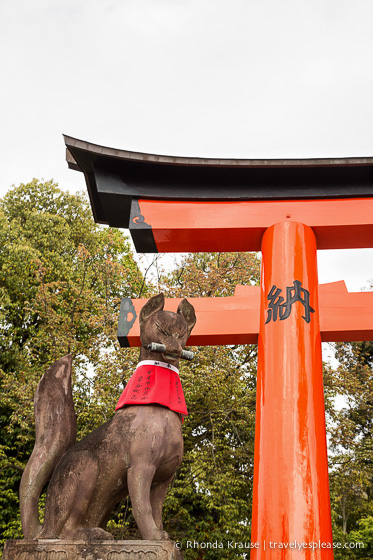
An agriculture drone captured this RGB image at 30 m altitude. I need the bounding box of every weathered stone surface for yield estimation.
[3,540,184,560]
[21,294,196,542]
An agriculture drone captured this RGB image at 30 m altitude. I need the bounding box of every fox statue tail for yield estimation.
[19,354,77,539]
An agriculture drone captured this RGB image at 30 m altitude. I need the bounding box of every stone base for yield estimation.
[3,540,184,560]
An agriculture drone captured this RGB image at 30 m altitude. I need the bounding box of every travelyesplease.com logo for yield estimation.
[174,540,365,551]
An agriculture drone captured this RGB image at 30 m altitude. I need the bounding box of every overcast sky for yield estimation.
[0,0,372,291]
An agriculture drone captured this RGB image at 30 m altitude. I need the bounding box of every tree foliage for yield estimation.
[0,180,144,548]
[325,333,373,558]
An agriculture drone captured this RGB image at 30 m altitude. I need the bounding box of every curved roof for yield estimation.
[64,134,373,228]
[65,135,373,168]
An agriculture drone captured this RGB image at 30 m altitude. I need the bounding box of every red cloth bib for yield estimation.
[115,360,188,416]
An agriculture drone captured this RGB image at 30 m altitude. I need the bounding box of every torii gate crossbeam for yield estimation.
[65,135,373,559]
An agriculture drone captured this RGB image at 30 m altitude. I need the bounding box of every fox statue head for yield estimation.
[139,293,196,367]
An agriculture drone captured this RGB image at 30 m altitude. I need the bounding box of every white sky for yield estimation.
[0,0,372,291]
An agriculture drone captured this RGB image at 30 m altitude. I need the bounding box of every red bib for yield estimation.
[115,360,188,416]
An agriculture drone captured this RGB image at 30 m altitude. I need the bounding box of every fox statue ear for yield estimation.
[140,293,165,329]
[177,298,197,337]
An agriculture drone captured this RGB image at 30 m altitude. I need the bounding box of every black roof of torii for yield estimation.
[64,135,373,229]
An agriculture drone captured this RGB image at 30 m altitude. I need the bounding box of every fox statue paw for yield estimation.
[73,527,115,541]
[143,529,170,541]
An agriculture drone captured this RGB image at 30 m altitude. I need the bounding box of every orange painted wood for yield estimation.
[136,198,373,251]
[121,289,260,347]
[122,282,373,347]
[319,283,373,342]
[251,222,333,558]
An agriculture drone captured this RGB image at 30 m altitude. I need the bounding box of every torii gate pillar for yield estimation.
[252,221,332,558]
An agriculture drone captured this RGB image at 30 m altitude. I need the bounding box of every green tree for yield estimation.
[0,179,144,548]
[349,516,373,557]
[326,311,373,557]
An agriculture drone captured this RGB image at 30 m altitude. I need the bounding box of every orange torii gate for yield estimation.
[65,135,373,559]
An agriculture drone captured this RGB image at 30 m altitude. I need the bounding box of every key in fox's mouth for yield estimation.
[163,352,179,361]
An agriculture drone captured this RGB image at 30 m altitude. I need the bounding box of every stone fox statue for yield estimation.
[20,293,196,542]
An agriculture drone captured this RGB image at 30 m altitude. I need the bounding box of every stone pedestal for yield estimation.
[3,540,184,560]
